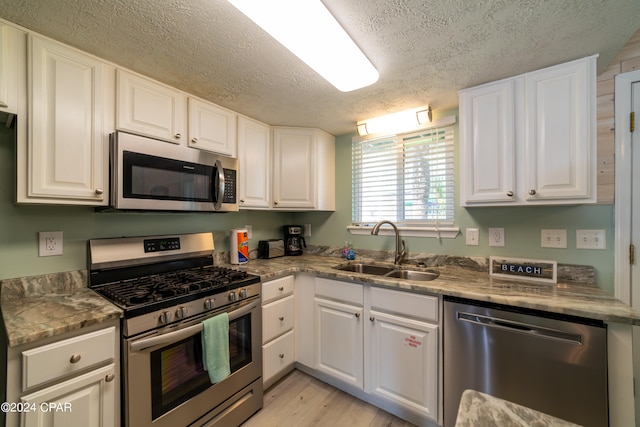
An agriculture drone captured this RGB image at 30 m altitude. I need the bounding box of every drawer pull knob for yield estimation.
[105,373,115,382]
[529,189,537,195]
[370,317,375,322]
[279,316,284,321]
[279,354,285,359]
[175,133,181,139]
[69,354,82,364]
[191,137,198,143]
[278,287,284,291]
[95,188,104,195]
[355,313,360,318]
[506,191,514,197]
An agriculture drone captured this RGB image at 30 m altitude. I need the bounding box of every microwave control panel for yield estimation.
[223,169,237,203]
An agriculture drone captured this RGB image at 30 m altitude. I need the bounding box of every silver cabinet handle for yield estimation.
[191,137,198,143]
[70,354,81,364]
[370,317,375,322]
[506,191,514,197]
[279,354,285,359]
[278,287,284,291]
[529,189,537,195]
[274,201,278,205]
[175,133,181,139]
[95,188,104,195]
[279,316,284,321]
[105,373,115,382]
[355,313,360,318]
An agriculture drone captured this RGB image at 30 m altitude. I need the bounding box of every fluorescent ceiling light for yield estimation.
[227,0,379,92]
[357,106,432,136]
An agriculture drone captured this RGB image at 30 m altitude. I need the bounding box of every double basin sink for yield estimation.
[333,263,439,282]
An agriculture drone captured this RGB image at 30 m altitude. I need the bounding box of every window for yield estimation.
[352,126,455,228]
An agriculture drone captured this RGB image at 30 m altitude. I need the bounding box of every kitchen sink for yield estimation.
[384,269,440,281]
[333,263,395,275]
[333,263,440,282]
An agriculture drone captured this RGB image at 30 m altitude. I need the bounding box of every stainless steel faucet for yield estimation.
[371,220,406,266]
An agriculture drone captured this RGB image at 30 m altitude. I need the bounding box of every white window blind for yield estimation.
[352,126,454,225]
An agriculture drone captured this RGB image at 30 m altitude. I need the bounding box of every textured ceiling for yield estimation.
[1,0,639,136]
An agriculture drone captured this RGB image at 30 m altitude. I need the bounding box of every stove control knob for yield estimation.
[159,311,171,324]
[229,292,237,302]
[239,289,247,299]
[175,306,187,319]
[204,299,214,310]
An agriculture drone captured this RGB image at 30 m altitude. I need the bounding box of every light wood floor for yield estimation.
[242,370,416,427]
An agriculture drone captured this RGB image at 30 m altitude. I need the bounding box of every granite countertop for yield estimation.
[2,251,639,348]
[0,271,123,347]
[454,390,580,427]
[235,253,640,326]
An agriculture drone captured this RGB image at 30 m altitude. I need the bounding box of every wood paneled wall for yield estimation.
[596,28,640,204]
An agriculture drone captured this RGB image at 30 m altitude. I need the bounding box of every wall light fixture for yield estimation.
[227,0,379,92]
[356,106,432,136]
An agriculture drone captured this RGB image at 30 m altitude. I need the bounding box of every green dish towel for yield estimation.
[201,313,230,384]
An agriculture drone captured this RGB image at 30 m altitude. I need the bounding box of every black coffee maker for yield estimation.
[283,225,306,256]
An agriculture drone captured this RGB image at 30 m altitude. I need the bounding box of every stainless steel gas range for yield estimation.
[88,232,263,427]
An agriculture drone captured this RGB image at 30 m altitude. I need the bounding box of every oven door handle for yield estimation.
[129,300,258,353]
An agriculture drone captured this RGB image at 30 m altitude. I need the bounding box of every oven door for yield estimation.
[124,298,262,427]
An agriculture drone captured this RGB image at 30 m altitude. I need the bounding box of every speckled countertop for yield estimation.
[233,251,640,326]
[0,271,123,347]
[2,251,639,348]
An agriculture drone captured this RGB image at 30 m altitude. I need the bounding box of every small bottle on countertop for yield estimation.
[342,241,355,260]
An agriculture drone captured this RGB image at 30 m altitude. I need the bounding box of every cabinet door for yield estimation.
[368,311,438,421]
[28,36,107,204]
[0,24,19,114]
[238,116,271,209]
[459,79,516,205]
[314,297,363,389]
[21,364,116,427]
[116,69,187,144]
[272,128,316,209]
[525,57,595,201]
[188,97,236,156]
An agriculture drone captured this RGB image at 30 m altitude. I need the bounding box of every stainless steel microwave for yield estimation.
[109,132,238,212]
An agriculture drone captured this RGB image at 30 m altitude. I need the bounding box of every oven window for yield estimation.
[150,314,253,420]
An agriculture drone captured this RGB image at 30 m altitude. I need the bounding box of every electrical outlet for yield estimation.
[304,224,312,237]
[465,228,479,246]
[488,228,505,247]
[244,225,252,239]
[576,229,606,250]
[39,231,63,256]
[541,229,567,248]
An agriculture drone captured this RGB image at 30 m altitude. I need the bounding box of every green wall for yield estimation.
[0,124,294,280]
[1,109,616,294]
[296,110,616,293]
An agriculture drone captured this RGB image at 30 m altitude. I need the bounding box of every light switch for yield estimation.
[576,229,606,250]
[541,229,567,249]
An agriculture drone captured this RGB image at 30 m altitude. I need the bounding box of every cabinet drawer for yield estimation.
[263,295,294,343]
[370,287,439,323]
[263,330,294,385]
[315,277,363,305]
[262,276,294,304]
[22,327,115,390]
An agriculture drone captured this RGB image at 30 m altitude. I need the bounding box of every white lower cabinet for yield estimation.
[314,296,364,389]
[4,323,119,427]
[262,276,295,388]
[306,277,441,426]
[21,364,115,427]
[367,287,439,422]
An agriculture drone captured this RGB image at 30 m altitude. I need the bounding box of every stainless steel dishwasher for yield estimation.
[444,297,608,427]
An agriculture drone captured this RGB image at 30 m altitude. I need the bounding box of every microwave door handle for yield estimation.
[213,159,224,210]
[129,300,259,353]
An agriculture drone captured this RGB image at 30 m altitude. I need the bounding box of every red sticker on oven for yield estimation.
[404,335,422,348]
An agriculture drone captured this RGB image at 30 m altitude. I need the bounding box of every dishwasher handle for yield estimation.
[457,311,583,345]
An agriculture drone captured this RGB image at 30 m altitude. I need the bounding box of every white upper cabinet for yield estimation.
[525,59,594,201]
[0,24,20,115]
[459,55,597,206]
[272,127,335,210]
[188,97,237,156]
[23,35,110,205]
[116,69,187,144]
[238,116,271,209]
[459,79,518,204]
